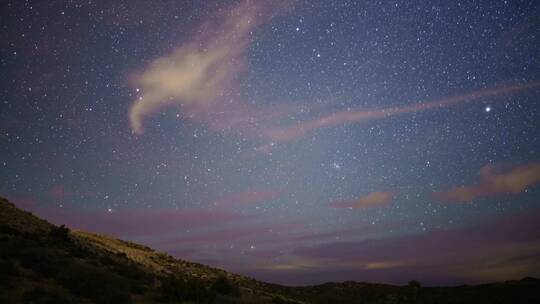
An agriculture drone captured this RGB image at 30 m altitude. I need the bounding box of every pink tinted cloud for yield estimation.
[250,218,415,248]
[294,213,540,262]
[47,184,71,200]
[10,196,38,211]
[290,211,540,285]
[32,207,247,238]
[435,162,540,202]
[168,226,273,244]
[331,191,395,209]
[293,226,386,243]
[260,81,540,147]
[213,190,283,208]
[154,220,306,261]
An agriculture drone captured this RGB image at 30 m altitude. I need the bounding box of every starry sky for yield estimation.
[1,0,540,286]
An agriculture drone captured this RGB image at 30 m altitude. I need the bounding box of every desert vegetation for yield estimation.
[1,197,539,304]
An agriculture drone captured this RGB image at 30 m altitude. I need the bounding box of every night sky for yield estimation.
[1,0,540,286]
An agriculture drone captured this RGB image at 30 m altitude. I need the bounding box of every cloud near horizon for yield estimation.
[331,191,395,209]
[213,190,283,208]
[435,162,540,202]
[9,196,248,238]
[288,211,540,285]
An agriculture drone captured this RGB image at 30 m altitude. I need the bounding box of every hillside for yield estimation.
[1,196,539,304]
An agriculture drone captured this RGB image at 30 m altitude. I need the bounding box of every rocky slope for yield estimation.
[1,196,538,303]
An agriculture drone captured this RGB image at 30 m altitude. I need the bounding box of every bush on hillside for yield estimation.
[49,224,70,243]
[211,275,240,297]
[58,260,132,303]
[22,287,72,304]
[160,275,214,303]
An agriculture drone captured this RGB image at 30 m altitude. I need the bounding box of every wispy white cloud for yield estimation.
[129,1,277,135]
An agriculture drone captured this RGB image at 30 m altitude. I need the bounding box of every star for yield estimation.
[2,0,539,287]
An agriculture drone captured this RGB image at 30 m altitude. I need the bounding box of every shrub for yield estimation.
[112,259,148,281]
[211,275,240,297]
[57,261,132,304]
[20,247,64,277]
[272,296,287,304]
[49,225,70,243]
[0,236,25,258]
[408,280,421,303]
[66,242,91,258]
[0,224,19,235]
[0,259,18,286]
[408,280,421,289]
[160,275,214,303]
[22,287,72,304]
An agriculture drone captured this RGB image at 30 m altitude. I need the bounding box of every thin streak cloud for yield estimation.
[262,81,540,146]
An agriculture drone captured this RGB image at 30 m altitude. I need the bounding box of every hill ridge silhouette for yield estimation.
[1,196,538,303]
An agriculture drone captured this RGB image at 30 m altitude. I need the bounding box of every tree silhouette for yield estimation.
[408,280,421,303]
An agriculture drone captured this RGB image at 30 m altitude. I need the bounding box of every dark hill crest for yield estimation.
[1,197,538,304]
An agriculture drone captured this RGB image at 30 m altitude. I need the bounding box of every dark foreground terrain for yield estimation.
[1,196,538,304]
